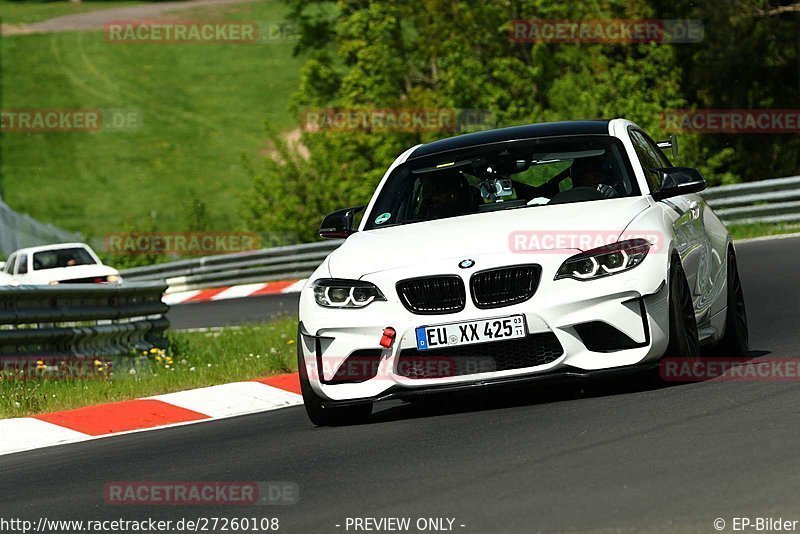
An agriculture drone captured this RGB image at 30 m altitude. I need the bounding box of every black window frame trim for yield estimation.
[627,126,674,194]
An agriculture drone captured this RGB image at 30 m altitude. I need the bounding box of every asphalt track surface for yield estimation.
[2,236,799,533]
[167,293,299,330]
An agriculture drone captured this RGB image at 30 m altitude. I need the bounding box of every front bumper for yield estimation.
[298,252,671,404]
[311,360,660,408]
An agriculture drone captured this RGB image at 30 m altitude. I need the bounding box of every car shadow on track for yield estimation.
[367,348,771,425]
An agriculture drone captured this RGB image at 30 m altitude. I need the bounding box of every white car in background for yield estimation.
[297,119,749,426]
[3,243,122,285]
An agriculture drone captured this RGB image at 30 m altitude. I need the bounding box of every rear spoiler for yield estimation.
[657,133,679,160]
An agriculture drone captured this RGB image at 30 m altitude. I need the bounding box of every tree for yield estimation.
[251,0,791,241]
[653,0,800,183]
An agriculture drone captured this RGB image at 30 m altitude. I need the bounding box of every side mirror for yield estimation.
[657,133,679,160]
[319,205,366,239]
[651,167,707,201]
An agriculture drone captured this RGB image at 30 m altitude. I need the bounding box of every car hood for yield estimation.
[328,196,652,278]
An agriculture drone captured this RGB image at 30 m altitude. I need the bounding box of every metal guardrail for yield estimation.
[119,176,800,292]
[121,241,343,292]
[701,175,800,225]
[0,282,169,360]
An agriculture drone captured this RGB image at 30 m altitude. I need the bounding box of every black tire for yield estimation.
[665,259,701,364]
[718,250,749,358]
[297,328,372,426]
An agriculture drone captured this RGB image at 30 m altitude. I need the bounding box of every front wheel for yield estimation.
[665,260,701,363]
[649,260,701,385]
[718,250,749,357]
[297,328,372,426]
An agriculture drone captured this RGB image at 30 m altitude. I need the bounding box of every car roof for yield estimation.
[408,120,612,160]
[10,242,92,256]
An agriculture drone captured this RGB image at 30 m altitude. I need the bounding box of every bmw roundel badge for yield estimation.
[458,259,475,269]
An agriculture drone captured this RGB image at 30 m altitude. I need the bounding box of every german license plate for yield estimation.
[415,315,526,351]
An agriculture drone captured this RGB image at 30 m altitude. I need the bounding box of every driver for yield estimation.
[570,156,620,198]
[419,171,473,219]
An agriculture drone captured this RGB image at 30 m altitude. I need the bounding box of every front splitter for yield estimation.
[320,362,659,408]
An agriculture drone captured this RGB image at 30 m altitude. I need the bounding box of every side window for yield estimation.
[629,130,662,193]
[17,254,28,274]
[640,131,672,168]
[5,255,16,274]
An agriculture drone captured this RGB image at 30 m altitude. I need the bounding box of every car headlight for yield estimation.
[312,279,386,308]
[555,239,651,281]
[106,274,122,284]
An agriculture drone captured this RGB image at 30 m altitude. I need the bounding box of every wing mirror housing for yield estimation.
[319,206,366,239]
[651,167,707,201]
[657,133,679,160]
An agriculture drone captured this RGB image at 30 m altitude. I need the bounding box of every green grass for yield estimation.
[0,0,303,239]
[0,0,143,25]
[729,222,800,241]
[0,318,299,418]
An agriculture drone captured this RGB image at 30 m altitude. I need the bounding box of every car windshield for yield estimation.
[32,247,96,270]
[363,135,639,230]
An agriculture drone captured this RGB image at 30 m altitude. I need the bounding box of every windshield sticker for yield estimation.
[374,212,392,225]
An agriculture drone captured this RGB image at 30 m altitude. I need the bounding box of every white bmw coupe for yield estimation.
[297,119,749,425]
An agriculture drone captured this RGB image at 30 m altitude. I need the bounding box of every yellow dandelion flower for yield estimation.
[287,339,295,345]
[93,360,102,367]
[150,348,158,354]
